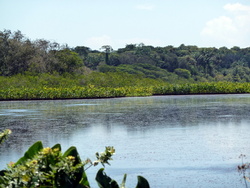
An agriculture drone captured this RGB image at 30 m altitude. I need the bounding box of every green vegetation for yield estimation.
[0,129,11,145]
[2,29,250,186]
[1,29,250,100]
[0,73,250,100]
[0,129,150,188]
[2,30,250,82]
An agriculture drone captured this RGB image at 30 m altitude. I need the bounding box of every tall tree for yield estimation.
[53,49,83,74]
[100,45,113,64]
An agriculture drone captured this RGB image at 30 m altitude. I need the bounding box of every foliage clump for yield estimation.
[2,29,250,83]
[0,130,150,188]
[3,29,250,100]
[0,129,11,145]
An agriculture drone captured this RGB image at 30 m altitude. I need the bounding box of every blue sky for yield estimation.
[1,0,250,50]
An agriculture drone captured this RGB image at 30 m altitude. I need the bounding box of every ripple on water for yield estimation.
[65,104,100,107]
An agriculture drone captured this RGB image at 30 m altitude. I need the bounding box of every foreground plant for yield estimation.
[238,154,250,188]
[0,140,150,188]
[0,129,11,145]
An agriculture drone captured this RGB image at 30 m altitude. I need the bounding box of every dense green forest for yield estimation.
[1,29,250,83]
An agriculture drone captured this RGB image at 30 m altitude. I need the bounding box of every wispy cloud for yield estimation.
[201,3,250,47]
[85,35,114,50]
[84,35,164,50]
[119,37,163,47]
[224,3,250,12]
[135,4,154,11]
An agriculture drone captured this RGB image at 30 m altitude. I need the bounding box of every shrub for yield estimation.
[174,68,191,79]
[0,130,150,188]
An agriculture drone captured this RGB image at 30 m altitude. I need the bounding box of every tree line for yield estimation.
[1,29,250,82]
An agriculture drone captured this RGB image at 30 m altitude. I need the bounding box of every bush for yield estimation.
[174,68,191,79]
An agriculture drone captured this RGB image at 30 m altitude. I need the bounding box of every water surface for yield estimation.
[0,94,250,187]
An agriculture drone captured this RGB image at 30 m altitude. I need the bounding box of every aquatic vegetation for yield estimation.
[152,82,250,95]
[0,86,126,100]
[238,154,250,187]
[1,82,250,100]
[1,72,250,100]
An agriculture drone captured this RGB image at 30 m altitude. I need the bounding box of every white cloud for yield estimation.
[85,35,114,50]
[119,37,163,47]
[135,4,154,11]
[201,3,250,47]
[201,16,238,44]
[84,35,163,50]
[224,3,250,12]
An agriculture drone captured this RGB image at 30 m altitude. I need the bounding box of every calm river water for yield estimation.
[0,94,250,187]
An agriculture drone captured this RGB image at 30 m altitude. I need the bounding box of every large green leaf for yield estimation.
[62,146,84,187]
[15,141,43,165]
[52,143,61,151]
[78,171,91,188]
[135,176,150,188]
[95,168,119,188]
[0,170,6,177]
[63,146,81,164]
[0,170,7,184]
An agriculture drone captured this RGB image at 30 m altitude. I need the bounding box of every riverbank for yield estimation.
[1,82,250,100]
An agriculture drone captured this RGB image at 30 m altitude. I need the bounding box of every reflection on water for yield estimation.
[0,94,250,187]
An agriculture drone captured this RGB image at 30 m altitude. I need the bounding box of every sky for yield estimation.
[1,0,250,50]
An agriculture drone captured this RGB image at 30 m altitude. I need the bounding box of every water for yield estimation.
[0,94,250,188]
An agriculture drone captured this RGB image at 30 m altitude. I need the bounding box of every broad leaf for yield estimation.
[136,176,150,188]
[63,146,81,164]
[78,171,91,188]
[52,143,61,151]
[15,141,43,165]
[62,146,84,186]
[95,168,119,188]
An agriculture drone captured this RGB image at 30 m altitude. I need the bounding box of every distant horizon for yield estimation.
[1,0,250,50]
[3,28,250,51]
[4,28,250,51]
